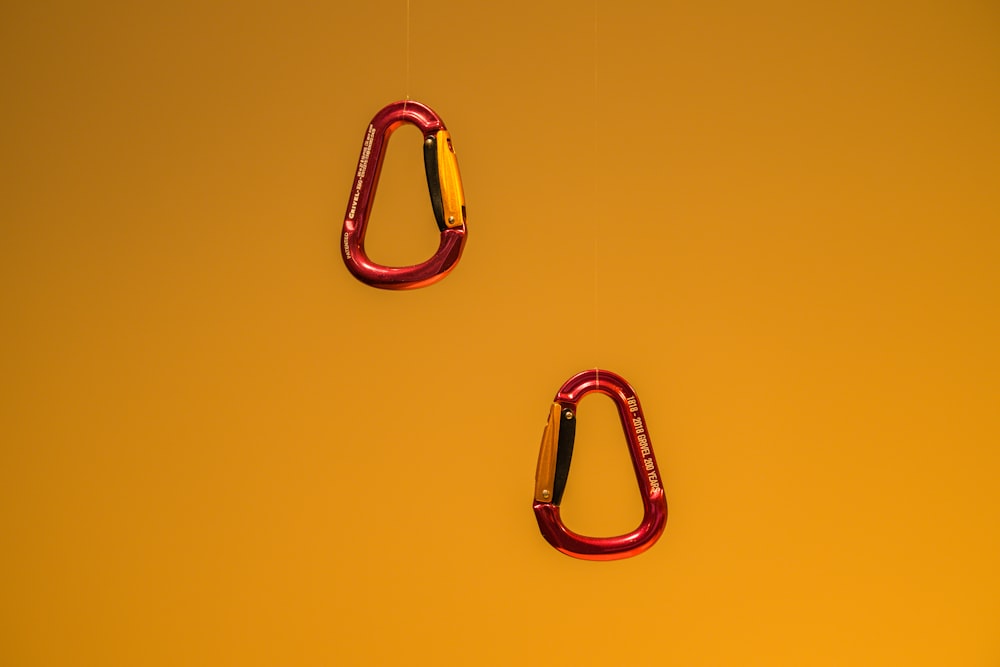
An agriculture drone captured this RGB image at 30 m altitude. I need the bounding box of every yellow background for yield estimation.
[2,1,999,664]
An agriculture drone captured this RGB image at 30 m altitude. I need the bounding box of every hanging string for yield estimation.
[593,0,600,389]
[404,0,411,107]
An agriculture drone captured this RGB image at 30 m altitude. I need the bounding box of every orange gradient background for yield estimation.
[2,1,998,664]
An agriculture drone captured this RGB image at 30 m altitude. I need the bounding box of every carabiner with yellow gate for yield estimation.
[341,100,467,290]
[533,369,668,560]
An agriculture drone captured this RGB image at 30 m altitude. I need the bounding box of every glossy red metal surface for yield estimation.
[341,100,467,290]
[533,369,668,560]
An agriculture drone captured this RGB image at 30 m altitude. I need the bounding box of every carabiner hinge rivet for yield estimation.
[564,410,574,420]
[541,489,551,500]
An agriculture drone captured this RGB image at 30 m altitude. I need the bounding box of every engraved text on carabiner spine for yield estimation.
[348,124,377,221]
[626,395,661,493]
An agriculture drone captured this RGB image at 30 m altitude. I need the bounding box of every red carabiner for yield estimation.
[341,100,467,290]
[533,369,668,560]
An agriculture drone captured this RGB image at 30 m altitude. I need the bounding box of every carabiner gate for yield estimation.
[533,369,668,560]
[341,100,467,289]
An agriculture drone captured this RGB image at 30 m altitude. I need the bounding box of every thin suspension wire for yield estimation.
[593,0,600,388]
[404,0,411,102]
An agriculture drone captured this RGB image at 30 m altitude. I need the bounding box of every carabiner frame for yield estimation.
[341,100,467,290]
[533,369,667,560]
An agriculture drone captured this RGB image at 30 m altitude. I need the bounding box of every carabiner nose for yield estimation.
[533,369,668,560]
[341,100,467,290]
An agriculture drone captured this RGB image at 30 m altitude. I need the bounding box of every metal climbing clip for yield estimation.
[533,369,668,560]
[341,100,467,290]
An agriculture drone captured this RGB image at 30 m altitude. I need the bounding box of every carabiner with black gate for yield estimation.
[533,369,667,560]
[341,100,467,290]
